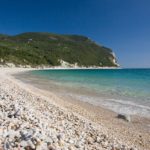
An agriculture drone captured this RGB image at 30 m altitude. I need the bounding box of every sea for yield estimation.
[16,68,150,118]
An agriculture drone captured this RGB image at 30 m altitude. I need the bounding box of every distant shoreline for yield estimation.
[0,64,121,70]
[36,67,121,70]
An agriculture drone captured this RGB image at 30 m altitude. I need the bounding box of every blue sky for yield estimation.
[0,0,150,67]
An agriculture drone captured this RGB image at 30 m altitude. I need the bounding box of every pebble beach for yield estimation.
[0,68,149,150]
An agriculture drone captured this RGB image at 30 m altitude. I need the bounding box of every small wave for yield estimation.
[64,92,150,118]
[104,98,150,110]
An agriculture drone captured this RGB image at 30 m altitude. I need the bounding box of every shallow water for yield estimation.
[16,69,150,117]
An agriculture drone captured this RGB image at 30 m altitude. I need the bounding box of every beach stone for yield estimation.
[96,136,101,143]
[68,146,73,150]
[4,140,11,150]
[36,142,47,150]
[117,114,131,122]
[48,145,56,150]
[57,134,62,140]
[75,141,83,148]
[58,140,64,147]
[27,140,35,149]
[20,140,28,147]
[87,137,93,144]
[101,141,108,148]
[68,139,74,144]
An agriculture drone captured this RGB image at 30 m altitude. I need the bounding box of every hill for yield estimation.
[0,32,119,67]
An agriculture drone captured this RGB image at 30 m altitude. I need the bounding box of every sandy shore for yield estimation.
[0,68,150,150]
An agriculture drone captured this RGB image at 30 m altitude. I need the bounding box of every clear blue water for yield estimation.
[21,69,150,117]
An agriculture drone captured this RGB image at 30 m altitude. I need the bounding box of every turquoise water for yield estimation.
[21,69,150,117]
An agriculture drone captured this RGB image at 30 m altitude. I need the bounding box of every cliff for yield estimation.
[0,32,119,68]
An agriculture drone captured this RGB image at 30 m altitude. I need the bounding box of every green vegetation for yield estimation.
[0,32,118,67]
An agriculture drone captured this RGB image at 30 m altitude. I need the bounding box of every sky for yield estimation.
[0,0,150,68]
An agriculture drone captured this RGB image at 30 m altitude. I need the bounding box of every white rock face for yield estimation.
[5,63,16,68]
[110,52,120,67]
[59,59,78,68]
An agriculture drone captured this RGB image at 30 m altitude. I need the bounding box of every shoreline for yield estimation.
[0,64,121,70]
[15,67,150,119]
[0,68,150,149]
